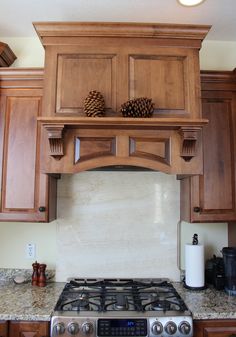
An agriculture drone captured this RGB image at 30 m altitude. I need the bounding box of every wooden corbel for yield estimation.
[44,124,65,160]
[179,126,201,162]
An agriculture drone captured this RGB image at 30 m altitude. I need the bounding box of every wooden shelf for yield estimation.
[38,116,208,168]
[38,116,208,127]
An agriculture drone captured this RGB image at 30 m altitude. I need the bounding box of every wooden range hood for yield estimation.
[34,22,210,175]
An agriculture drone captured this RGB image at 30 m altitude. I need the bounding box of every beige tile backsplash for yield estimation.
[56,172,180,282]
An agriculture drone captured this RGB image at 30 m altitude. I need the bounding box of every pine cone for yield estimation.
[120,97,154,118]
[84,90,105,117]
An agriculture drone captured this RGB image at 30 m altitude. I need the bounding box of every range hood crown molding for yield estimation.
[33,21,211,46]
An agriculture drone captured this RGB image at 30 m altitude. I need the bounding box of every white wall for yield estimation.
[200,40,236,71]
[0,37,44,67]
[0,222,56,269]
[0,36,233,279]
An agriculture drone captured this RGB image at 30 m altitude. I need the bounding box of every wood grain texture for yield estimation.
[34,22,208,120]
[39,126,203,175]
[33,21,211,42]
[194,319,236,337]
[9,321,49,337]
[0,321,8,337]
[0,68,57,222]
[180,70,236,222]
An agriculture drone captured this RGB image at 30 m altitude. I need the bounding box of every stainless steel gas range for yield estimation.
[51,279,192,337]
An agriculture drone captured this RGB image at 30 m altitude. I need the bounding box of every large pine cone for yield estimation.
[120,97,154,118]
[84,90,105,117]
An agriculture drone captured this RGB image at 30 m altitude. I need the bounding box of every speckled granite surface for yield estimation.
[0,268,55,284]
[0,281,236,321]
[0,282,65,321]
[174,282,236,320]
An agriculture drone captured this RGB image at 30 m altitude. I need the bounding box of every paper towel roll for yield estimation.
[185,244,205,288]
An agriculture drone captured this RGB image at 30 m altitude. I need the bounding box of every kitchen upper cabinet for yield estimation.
[0,321,8,337]
[9,321,49,337]
[0,68,57,222]
[180,70,236,222]
[34,22,210,119]
[194,319,236,337]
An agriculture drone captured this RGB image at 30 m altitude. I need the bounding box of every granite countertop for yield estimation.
[1,281,236,321]
[174,282,236,320]
[0,281,65,321]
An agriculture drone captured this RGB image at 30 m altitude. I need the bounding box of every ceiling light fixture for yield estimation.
[177,0,205,6]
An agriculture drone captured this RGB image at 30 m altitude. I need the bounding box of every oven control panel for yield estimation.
[51,316,192,337]
[98,319,147,336]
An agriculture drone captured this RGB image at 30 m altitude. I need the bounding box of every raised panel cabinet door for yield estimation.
[180,71,236,222]
[0,321,8,337]
[35,22,209,119]
[0,69,57,222]
[194,320,236,337]
[191,97,236,222]
[9,321,49,337]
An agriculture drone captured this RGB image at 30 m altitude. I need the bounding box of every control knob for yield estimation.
[82,322,93,334]
[67,322,79,335]
[151,322,163,335]
[53,322,65,335]
[179,321,191,335]
[164,321,177,335]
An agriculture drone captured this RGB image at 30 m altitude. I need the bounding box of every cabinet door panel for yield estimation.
[129,55,185,110]
[3,96,39,209]
[9,321,49,337]
[0,321,8,337]
[194,319,236,337]
[200,99,234,211]
[180,71,236,223]
[0,69,57,222]
[203,326,236,337]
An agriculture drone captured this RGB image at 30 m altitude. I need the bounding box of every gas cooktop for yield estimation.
[51,278,193,337]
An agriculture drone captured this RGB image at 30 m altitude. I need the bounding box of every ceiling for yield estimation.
[0,0,236,41]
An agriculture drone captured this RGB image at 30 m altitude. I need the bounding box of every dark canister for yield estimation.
[222,247,236,295]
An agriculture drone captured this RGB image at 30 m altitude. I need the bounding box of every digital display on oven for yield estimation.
[98,319,147,336]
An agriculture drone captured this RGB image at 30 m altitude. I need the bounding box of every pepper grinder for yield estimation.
[38,263,47,287]
[32,261,39,286]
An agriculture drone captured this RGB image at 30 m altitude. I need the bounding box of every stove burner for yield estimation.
[113,294,129,311]
[148,294,170,311]
[151,300,171,311]
[71,293,90,311]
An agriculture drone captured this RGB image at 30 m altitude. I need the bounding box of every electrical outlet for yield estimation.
[26,243,36,259]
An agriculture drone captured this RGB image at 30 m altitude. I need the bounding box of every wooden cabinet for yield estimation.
[0,321,8,337]
[180,70,236,222]
[0,68,57,222]
[194,319,236,337]
[39,118,205,174]
[9,321,49,337]
[33,22,210,176]
[34,22,210,119]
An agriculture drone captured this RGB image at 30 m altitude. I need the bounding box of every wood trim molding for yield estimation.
[201,70,236,84]
[0,68,44,88]
[179,126,201,161]
[33,22,211,46]
[44,124,65,160]
[38,116,208,127]
[40,117,206,162]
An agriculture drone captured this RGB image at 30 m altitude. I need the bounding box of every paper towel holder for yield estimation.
[183,234,207,290]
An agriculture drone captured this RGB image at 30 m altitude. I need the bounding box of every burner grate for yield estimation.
[54,279,188,313]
